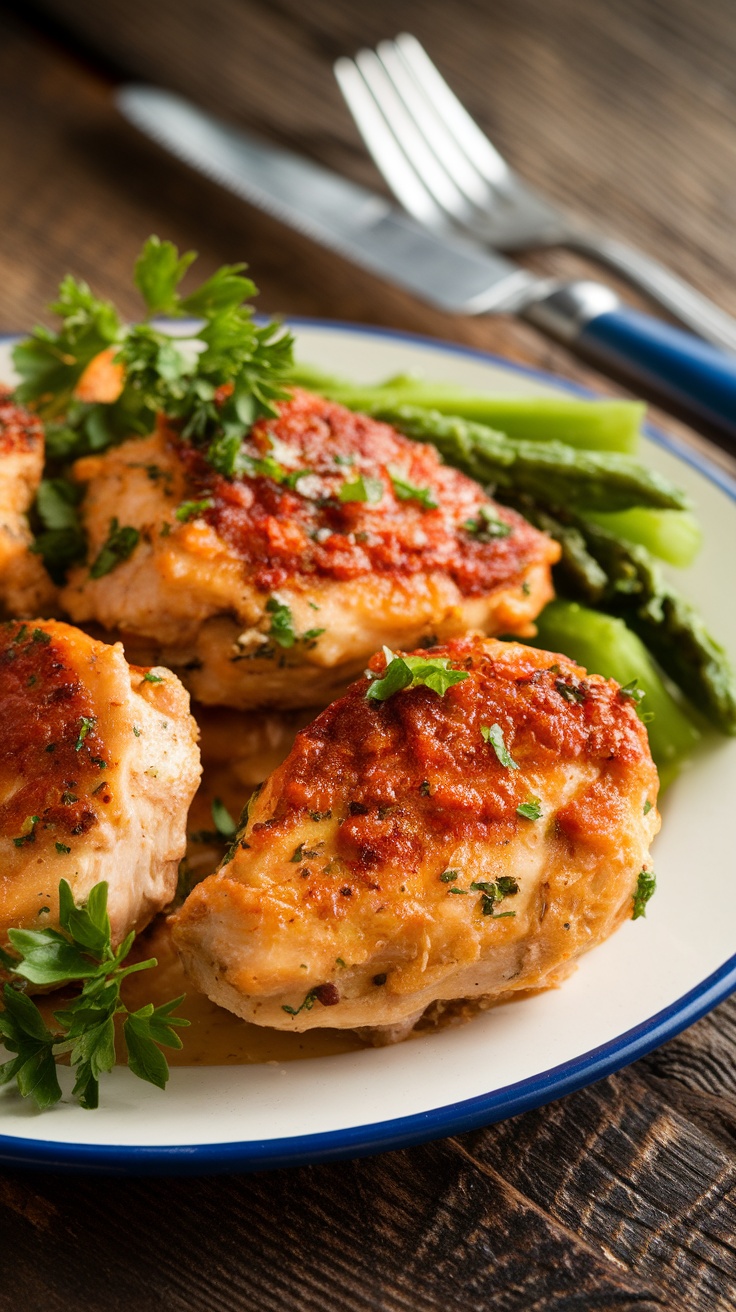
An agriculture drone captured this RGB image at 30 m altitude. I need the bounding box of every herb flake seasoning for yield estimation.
[633,869,656,919]
[481,723,519,770]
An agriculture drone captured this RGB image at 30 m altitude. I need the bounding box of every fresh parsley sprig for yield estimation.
[0,879,188,1111]
[13,236,295,471]
[366,646,469,702]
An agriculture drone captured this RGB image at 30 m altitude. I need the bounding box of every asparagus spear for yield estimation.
[582,507,702,567]
[374,405,688,513]
[289,364,643,454]
[531,600,701,783]
[503,496,736,735]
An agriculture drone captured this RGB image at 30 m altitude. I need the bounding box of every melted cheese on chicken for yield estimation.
[0,619,200,947]
[0,392,56,618]
[173,636,659,1038]
[60,392,559,709]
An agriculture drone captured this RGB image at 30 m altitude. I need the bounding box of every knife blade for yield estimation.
[117,85,539,317]
[117,85,736,440]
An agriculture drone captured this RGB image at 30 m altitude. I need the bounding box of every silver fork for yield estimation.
[335,34,736,353]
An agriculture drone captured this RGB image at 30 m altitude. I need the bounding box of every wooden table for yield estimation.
[1,1,736,1307]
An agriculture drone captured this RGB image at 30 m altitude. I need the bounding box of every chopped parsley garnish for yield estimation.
[142,672,164,684]
[516,798,542,820]
[282,989,317,1017]
[439,869,460,882]
[132,724,141,736]
[481,723,519,770]
[32,628,51,645]
[555,679,587,704]
[13,815,39,848]
[90,518,140,579]
[338,474,384,504]
[387,465,438,510]
[464,505,512,540]
[55,842,71,854]
[632,869,656,919]
[13,238,294,476]
[447,887,469,895]
[470,877,519,917]
[75,716,96,751]
[175,497,214,522]
[620,679,646,704]
[643,799,653,816]
[419,780,431,796]
[266,596,297,648]
[366,646,469,702]
[0,878,189,1111]
[290,842,320,864]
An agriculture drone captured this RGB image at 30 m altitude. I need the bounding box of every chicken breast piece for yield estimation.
[173,635,660,1038]
[60,390,559,709]
[0,391,57,618]
[0,619,200,948]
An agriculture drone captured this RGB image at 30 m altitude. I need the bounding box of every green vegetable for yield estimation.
[377,406,687,514]
[89,518,140,578]
[532,600,701,782]
[387,465,438,509]
[583,507,702,567]
[366,646,469,702]
[338,474,384,504]
[506,500,735,737]
[481,723,519,770]
[13,237,294,468]
[142,671,164,684]
[0,879,188,1111]
[74,716,96,751]
[287,365,643,454]
[632,870,657,919]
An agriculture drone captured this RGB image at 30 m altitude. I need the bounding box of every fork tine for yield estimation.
[375,39,496,209]
[352,48,475,223]
[394,34,513,190]
[334,56,446,229]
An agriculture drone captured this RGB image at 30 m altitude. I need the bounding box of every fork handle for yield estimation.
[567,233,736,354]
[524,281,736,441]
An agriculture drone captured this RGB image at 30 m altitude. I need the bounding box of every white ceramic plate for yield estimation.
[1,319,735,1175]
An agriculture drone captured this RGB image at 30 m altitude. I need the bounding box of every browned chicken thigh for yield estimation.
[173,635,659,1039]
[60,390,559,709]
[0,619,200,947]
[0,392,56,619]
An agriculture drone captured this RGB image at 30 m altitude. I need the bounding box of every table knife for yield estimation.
[117,85,736,441]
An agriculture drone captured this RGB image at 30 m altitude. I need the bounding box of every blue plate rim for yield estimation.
[1,316,734,1175]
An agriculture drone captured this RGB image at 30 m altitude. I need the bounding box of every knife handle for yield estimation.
[524,281,736,443]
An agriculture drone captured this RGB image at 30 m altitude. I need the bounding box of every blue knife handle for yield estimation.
[579,307,736,438]
[525,281,736,442]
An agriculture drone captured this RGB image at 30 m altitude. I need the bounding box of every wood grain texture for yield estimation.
[0,2,736,1309]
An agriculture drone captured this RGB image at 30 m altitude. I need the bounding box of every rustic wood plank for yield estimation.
[464,1068,736,1309]
[0,4,735,1311]
[0,1140,666,1311]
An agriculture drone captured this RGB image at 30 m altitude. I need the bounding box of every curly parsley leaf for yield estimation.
[0,879,189,1111]
[30,478,87,581]
[481,723,519,770]
[366,646,469,702]
[632,869,656,919]
[89,519,140,578]
[12,237,295,470]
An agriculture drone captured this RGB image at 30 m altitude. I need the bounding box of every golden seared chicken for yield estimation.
[0,391,56,618]
[173,635,660,1039]
[0,619,200,947]
[60,390,558,709]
